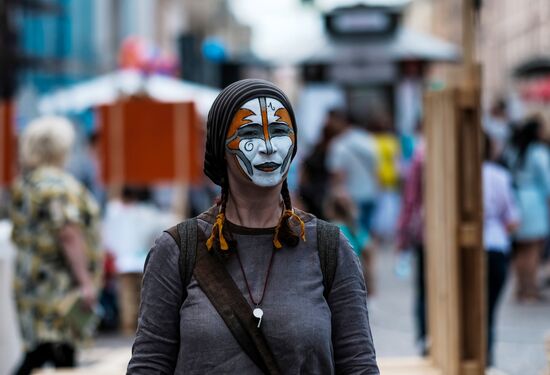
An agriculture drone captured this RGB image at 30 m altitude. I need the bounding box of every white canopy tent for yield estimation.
[37,70,220,119]
[306,27,460,64]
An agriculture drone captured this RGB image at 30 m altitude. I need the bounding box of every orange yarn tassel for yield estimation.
[206,213,229,251]
[273,225,284,249]
[290,210,306,242]
[273,209,307,249]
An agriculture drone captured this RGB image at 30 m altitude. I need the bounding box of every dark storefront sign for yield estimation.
[304,4,402,85]
[302,3,457,85]
[303,62,396,84]
[324,5,400,39]
[330,63,397,84]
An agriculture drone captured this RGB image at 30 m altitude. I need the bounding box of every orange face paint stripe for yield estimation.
[226,108,255,151]
[274,107,294,130]
[259,97,271,145]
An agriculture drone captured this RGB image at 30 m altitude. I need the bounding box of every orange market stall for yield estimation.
[97,96,204,216]
[37,70,220,216]
[0,101,16,187]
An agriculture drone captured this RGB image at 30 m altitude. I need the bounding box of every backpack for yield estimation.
[165,217,340,302]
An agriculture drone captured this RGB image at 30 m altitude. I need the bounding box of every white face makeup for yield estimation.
[225,97,295,187]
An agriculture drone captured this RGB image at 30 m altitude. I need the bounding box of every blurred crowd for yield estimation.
[297,101,550,365]
[2,96,550,372]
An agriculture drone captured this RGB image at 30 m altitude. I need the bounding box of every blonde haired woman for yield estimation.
[10,116,102,374]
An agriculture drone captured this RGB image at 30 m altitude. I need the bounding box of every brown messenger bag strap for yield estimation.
[192,228,280,375]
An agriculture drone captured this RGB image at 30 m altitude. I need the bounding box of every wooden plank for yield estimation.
[424,79,485,375]
[425,88,463,375]
[461,360,482,375]
[459,223,481,248]
[379,357,442,375]
[457,66,486,370]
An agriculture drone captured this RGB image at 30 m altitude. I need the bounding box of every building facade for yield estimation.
[429,0,550,111]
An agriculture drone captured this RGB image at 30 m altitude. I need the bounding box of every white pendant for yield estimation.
[253,307,263,328]
[253,307,263,318]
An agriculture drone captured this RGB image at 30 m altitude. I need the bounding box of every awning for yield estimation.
[521,77,550,102]
[514,57,550,78]
[304,27,460,64]
[37,70,220,118]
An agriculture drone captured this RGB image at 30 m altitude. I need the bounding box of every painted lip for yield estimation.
[254,162,281,172]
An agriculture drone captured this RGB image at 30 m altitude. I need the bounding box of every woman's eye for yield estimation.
[241,130,257,137]
[271,127,289,136]
[238,126,261,138]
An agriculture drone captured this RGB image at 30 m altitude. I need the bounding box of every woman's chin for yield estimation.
[250,172,284,187]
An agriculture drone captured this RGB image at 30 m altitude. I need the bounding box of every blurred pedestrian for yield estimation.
[128,79,379,374]
[9,116,102,374]
[504,116,550,302]
[482,134,520,366]
[327,114,379,233]
[102,185,177,334]
[325,193,375,295]
[67,131,106,210]
[299,109,346,219]
[370,112,401,241]
[484,99,511,159]
[396,136,426,354]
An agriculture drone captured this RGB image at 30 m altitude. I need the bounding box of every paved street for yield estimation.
[369,247,550,375]
[32,246,550,375]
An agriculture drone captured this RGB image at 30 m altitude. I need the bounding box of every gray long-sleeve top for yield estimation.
[127,209,379,374]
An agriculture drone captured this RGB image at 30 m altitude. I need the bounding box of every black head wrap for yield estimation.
[204,79,298,186]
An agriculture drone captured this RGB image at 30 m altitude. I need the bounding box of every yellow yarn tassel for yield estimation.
[206,212,229,251]
[273,209,307,249]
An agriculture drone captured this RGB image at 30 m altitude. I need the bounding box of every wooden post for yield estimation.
[424,80,484,375]
[423,0,485,374]
[107,100,125,199]
[172,102,193,219]
[350,1,485,373]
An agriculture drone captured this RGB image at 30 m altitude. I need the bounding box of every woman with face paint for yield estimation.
[128,79,379,374]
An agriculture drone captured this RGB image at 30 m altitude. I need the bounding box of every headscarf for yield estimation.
[202,79,305,252]
[204,79,298,186]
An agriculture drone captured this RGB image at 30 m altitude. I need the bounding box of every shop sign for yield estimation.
[329,63,397,84]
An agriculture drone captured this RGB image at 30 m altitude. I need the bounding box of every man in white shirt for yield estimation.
[103,187,178,334]
[482,136,520,367]
[327,120,379,232]
[483,100,511,158]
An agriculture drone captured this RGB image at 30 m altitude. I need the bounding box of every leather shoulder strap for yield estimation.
[164,218,198,301]
[316,219,340,299]
[193,241,281,375]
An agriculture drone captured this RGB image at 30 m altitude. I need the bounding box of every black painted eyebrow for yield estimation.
[237,123,264,138]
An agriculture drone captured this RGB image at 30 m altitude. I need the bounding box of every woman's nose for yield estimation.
[259,138,275,155]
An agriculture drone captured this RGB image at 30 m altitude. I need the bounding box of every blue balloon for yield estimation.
[202,38,226,62]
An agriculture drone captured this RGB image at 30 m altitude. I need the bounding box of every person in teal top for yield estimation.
[504,117,550,302]
[339,224,371,258]
[325,193,375,295]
